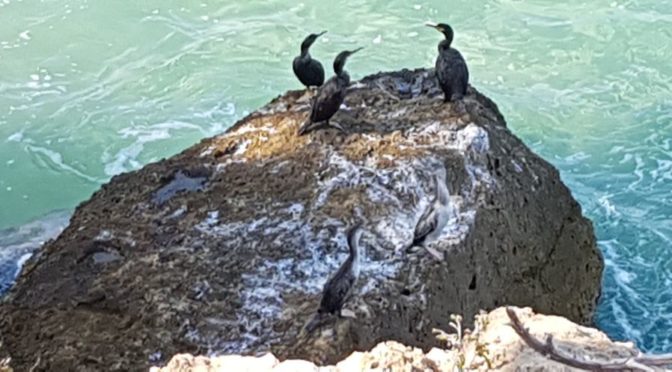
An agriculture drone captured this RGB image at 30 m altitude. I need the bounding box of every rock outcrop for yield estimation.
[0,69,603,371]
[152,307,657,372]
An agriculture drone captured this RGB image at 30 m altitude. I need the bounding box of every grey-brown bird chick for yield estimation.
[412,169,451,258]
[304,223,364,333]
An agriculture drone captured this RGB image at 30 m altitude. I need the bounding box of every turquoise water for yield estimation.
[1,0,671,352]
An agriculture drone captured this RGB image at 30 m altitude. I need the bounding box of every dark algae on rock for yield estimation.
[0,69,603,371]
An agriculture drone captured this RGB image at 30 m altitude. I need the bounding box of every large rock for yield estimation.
[0,69,603,371]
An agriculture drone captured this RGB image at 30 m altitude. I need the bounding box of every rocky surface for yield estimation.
[0,68,603,371]
[152,307,654,372]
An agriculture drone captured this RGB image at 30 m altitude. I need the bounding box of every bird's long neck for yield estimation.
[347,229,362,278]
[334,62,345,76]
[300,37,315,57]
[334,53,350,77]
[347,228,362,259]
[337,70,350,84]
[435,173,450,205]
[438,39,452,52]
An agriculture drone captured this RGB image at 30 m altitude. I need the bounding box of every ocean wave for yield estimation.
[0,210,71,296]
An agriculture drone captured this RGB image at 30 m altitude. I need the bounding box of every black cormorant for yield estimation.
[293,31,327,88]
[297,47,363,136]
[426,22,469,102]
[303,223,363,333]
[413,170,451,249]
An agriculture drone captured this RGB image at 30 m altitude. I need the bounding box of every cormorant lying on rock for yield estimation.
[304,223,363,333]
[297,47,363,136]
[293,31,327,88]
[426,22,469,103]
[412,170,451,260]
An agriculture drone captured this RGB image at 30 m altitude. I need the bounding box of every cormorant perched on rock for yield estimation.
[293,31,327,88]
[297,47,363,136]
[426,22,469,102]
[412,170,451,260]
[303,223,363,333]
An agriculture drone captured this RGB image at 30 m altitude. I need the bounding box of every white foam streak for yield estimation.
[104,121,206,176]
[27,145,101,183]
[0,210,72,295]
[189,122,495,353]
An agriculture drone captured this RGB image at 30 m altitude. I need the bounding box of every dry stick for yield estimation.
[374,82,401,102]
[28,356,41,372]
[505,307,672,371]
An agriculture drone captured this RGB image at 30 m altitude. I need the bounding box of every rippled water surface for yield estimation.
[1,0,671,352]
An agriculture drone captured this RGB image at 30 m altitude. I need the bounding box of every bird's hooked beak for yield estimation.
[302,31,327,51]
[425,21,442,31]
[341,47,364,62]
[425,21,453,41]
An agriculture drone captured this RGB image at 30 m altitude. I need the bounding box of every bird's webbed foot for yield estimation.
[451,99,467,116]
[424,245,444,261]
[298,121,320,136]
[327,120,346,133]
[406,244,422,254]
[339,308,357,319]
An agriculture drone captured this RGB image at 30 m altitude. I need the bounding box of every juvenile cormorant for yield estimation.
[413,170,451,251]
[304,223,363,333]
[297,47,363,135]
[426,22,469,102]
[293,31,327,88]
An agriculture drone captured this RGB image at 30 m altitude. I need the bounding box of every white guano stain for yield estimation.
[188,119,495,354]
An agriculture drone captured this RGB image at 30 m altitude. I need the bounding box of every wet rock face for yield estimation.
[0,69,603,371]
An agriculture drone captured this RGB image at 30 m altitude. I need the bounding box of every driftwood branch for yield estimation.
[506,307,672,371]
[374,82,402,102]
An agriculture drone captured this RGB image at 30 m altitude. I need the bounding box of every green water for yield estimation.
[1,0,671,352]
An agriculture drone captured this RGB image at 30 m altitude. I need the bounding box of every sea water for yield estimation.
[0,0,670,352]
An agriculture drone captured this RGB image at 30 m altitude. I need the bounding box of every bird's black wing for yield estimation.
[319,270,355,314]
[413,202,438,246]
[450,50,469,96]
[310,77,343,123]
[435,54,452,99]
[436,49,469,101]
[307,60,325,86]
[292,57,302,81]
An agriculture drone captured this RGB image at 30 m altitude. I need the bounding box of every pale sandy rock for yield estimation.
[475,307,643,371]
[154,307,666,371]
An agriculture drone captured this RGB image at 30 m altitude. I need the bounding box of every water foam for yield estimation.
[103,121,207,176]
[0,210,72,296]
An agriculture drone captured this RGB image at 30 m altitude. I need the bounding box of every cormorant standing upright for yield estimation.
[297,48,363,136]
[303,223,364,333]
[413,170,451,249]
[426,22,469,102]
[293,31,327,88]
